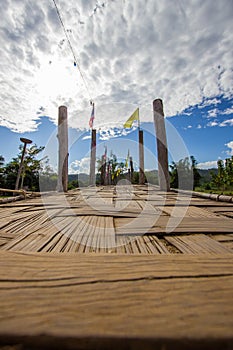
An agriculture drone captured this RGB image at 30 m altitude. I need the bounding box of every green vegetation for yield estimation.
[0,155,4,189]
[96,152,132,185]
[1,143,232,196]
[67,174,80,190]
[0,145,57,192]
[211,158,233,191]
[196,157,233,195]
[68,155,232,195]
[169,156,201,190]
[144,170,158,185]
[170,155,233,195]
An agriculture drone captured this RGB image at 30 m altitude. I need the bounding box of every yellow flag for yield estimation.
[125,149,130,168]
[123,108,139,128]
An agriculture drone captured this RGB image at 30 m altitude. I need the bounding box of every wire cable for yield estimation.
[52,0,93,102]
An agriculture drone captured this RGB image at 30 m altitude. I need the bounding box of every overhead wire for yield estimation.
[52,0,93,102]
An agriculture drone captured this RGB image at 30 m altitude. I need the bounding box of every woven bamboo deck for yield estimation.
[0,185,233,349]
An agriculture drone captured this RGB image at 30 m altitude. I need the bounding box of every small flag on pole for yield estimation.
[89,103,95,128]
[123,108,139,128]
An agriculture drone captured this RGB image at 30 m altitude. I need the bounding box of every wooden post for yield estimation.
[57,106,68,192]
[139,129,145,185]
[100,155,104,185]
[15,138,32,191]
[153,99,170,191]
[100,155,106,186]
[89,129,96,186]
[107,162,111,185]
[130,156,134,182]
[125,169,129,182]
[104,160,108,186]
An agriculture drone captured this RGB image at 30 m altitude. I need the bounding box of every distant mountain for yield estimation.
[68,174,79,182]
[198,168,217,185]
[68,168,216,187]
[144,168,217,186]
[144,170,159,185]
[68,173,89,187]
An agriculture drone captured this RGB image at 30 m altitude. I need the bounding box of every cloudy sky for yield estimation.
[0,0,233,172]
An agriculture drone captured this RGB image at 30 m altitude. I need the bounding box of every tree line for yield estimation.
[1,142,232,193]
[169,155,233,194]
[0,144,57,192]
[210,158,233,192]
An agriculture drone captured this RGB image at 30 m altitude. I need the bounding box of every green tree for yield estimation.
[97,152,135,185]
[211,160,224,189]
[0,155,4,167]
[170,156,200,190]
[0,155,5,187]
[131,171,139,184]
[2,158,19,189]
[211,157,233,191]
[67,179,79,190]
[39,158,58,191]
[190,155,201,188]
[108,153,130,184]
[3,144,45,191]
[225,156,233,188]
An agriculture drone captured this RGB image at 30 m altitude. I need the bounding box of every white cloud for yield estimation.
[207,108,218,118]
[98,126,135,140]
[226,141,233,155]
[197,160,218,169]
[82,135,91,140]
[0,0,233,133]
[69,157,90,174]
[222,107,233,115]
[198,98,221,109]
[207,120,218,127]
[183,124,193,130]
[197,124,202,129]
[219,118,233,127]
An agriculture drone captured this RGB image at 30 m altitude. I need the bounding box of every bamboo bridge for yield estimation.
[0,185,232,349]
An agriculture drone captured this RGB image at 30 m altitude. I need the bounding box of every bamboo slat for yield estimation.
[165,234,232,254]
[0,252,232,349]
[0,186,233,255]
[210,234,233,242]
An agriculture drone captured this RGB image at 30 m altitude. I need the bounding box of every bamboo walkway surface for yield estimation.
[0,185,233,349]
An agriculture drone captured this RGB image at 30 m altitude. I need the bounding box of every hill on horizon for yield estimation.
[68,168,217,187]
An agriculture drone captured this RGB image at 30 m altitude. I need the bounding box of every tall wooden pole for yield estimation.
[57,106,68,192]
[100,155,106,186]
[139,129,145,185]
[89,129,96,186]
[107,162,111,185]
[130,156,134,182]
[15,138,32,191]
[153,99,170,191]
[104,162,108,186]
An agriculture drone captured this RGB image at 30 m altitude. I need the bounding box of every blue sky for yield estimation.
[0,0,232,173]
[1,96,232,173]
